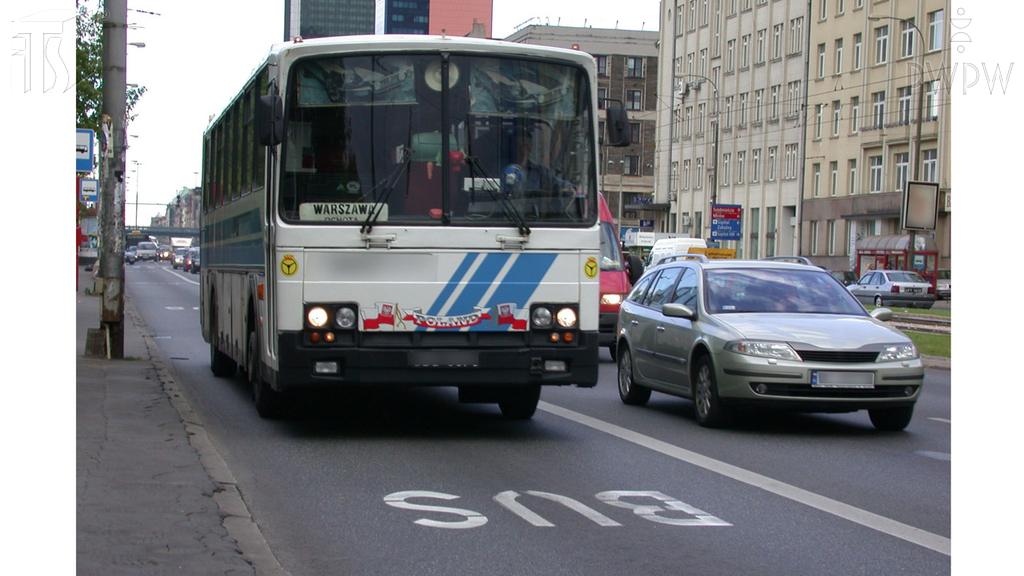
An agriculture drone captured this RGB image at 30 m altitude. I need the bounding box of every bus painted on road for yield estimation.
[201,35,628,418]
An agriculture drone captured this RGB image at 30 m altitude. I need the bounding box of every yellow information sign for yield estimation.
[584,257,598,278]
[688,247,737,260]
[281,254,298,276]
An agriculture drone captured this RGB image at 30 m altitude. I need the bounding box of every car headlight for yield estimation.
[877,344,919,361]
[556,307,578,328]
[601,293,623,306]
[725,341,801,361]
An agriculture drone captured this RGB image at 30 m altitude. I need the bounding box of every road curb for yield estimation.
[922,355,950,371]
[124,298,292,576]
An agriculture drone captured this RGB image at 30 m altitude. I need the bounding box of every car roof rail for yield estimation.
[760,255,815,266]
[659,253,710,264]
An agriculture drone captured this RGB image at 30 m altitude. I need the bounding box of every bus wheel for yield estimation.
[210,296,237,377]
[498,385,541,420]
[249,325,282,419]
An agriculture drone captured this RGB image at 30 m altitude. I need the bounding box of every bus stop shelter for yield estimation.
[855,234,939,287]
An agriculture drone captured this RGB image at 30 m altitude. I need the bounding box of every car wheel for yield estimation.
[868,405,914,431]
[209,295,238,377]
[250,324,283,419]
[693,355,728,428]
[617,348,651,406]
[874,295,883,307]
[498,385,541,420]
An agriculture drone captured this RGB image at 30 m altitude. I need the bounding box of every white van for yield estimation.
[648,237,707,266]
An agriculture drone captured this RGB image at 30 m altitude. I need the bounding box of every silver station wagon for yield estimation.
[615,257,924,430]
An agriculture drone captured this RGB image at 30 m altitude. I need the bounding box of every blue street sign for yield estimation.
[76,129,94,173]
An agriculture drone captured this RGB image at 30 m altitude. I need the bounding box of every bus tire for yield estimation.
[249,325,282,419]
[498,385,541,420]
[209,294,237,377]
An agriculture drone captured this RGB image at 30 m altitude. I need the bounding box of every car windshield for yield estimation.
[704,268,866,315]
[887,271,926,283]
[937,270,950,280]
[599,221,624,271]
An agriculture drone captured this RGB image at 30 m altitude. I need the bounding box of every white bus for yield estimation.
[201,35,628,418]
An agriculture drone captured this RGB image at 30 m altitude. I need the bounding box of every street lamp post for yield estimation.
[132,160,141,227]
[870,14,925,273]
[676,74,719,241]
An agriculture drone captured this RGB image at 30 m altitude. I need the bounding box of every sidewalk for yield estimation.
[76,268,288,576]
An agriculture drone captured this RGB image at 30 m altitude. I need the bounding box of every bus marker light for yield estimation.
[544,360,567,373]
[324,332,336,343]
[310,332,321,343]
[314,361,338,374]
[549,333,561,343]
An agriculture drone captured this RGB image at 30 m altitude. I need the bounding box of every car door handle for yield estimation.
[631,320,638,326]
[656,326,666,332]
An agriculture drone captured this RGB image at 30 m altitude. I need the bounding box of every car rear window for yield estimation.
[704,268,865,315]
[887,272,925,283]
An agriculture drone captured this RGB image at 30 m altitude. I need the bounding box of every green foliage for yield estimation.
[76,1,147,134]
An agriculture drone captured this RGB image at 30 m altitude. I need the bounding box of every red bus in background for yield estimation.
[598,194,631,359]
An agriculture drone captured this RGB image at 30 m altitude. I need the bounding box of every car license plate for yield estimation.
[408,350,479,368]
[811,371,875,389]
[904,287,921,293]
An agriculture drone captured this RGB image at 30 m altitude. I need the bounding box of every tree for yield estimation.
[76,0,146,134]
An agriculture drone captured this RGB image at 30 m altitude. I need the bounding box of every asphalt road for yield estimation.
[125,260,951,576]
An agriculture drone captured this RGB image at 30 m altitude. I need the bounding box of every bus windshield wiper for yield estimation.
[464,156,531,237]
[361,146,413,235]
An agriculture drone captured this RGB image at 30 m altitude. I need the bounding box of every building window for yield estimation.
[754,89,763,122]
[850,96,860,132]
[853,33,862,69]
[670,161,679,191]
[875,25,888,64]
[832,100,841,136]
[785,143,799,179]
[923,149,938,182]
[689,0,697,30]
[897,86,912,125]
[817,43,826,78]
[767,146,777,181]
[701,0,709,25]
[757,29,766,63]
[727,40,736,71]
[869,155,883,192]
[700,49,708,76]
[695,158,703,188]
[626,56,644,78]
[827,220,837,255]
[787,81,802,115]
[835,38,844,74]
[723,97,732,127]
[819,0,828,20]
[871,91,885,128]
[741,34,751,67]
[630,122,642,144]
[626,90,643,110]
[698,103,706,135]
[752,149,761,183]
[929,10,945,51]
[765,207,776,257]
[789,18,804,55]
[926,80,941,120]
[814,104,823,139]
[830,161,838,196]
[810,221,819,256]
[848,159,858,195]
[773,24,783,59]
[739,93,748,125]
[750,207,760,258]
[837,0,844,15]
[894,152,909,192]
[683,160,691,189]
[596,55,608,76]
[813,163,821,196]
[901,19,915,58]
[625,155,641,176]
[736,152,746,184]
[722,153,731,185]
[671,107,681,140]
[598,87,607,109]
[770,85,780,119]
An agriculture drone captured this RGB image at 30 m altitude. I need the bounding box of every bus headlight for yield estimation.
[307,307,329,328]
[531,307,553,328]
[556,307,578,328]
[334,307,356,330]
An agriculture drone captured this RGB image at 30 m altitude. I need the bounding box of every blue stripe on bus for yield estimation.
[442,252,512,325]
[470,253,558,331]
[425,252,478,316]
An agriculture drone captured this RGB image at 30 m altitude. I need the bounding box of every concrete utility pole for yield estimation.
[97,0,128,358]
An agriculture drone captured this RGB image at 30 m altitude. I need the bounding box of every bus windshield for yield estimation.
[280,53,596,227]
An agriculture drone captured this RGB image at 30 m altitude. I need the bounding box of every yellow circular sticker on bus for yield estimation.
[281,254,298,276]
[584,257,598,279]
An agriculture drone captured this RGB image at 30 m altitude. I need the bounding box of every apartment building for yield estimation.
[801,0,951,272]
[505,25,660,237]
[656,0,809,257]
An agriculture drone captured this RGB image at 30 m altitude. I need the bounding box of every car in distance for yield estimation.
[185,247,200,274]
[124,246,137,265]
[157,244,173,261]
[134,241,158,261]
[172,247,189,269]
[847,270,935,309]
[828,270,858,286]
[615,258,923,430]
[935,269,950,300]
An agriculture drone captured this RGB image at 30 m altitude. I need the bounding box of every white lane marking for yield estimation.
[166,307,185,311]
[929,417,951,424]
[538,401,951,556]
[160,266,200,286]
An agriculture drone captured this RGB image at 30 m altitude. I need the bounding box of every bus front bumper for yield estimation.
[273,331,599,391]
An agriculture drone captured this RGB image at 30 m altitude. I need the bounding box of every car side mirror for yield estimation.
[870,308,893,321]
[257,94,284,146]
[661,303,696,319]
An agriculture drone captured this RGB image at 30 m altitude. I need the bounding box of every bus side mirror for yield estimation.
[257,94,284,147]
[604,106,630,147]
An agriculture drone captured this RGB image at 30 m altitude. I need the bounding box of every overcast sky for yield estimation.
[74,0,660,224]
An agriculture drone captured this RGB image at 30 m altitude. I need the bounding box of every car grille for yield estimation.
[749,383,917,399]
[794,350,879,363]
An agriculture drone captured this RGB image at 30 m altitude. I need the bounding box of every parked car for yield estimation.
[172,247,189,269]
[134,241,158,261]
[124,247,137,265]
[935,269,950,300]
[847,270,935,309]
[616,258,923,430]
[828,270,858,286]
[157,245,173,261]
[185,247,200,274]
